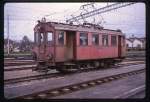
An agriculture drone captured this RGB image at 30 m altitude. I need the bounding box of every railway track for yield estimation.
[4,56,33,60]
[4,56,144,68]
[4,61,145,85]
[17,68,145,99]
[4,60,36,71]
[4,72,62,85]
[4,60,35,67]
[4,65,37,71]
[123,57,145,62]
[4,63,35,67]
[116,61,145,66]
[4,59,145,72]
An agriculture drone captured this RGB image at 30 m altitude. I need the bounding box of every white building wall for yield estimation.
[133,39,142,48]
[126,39,132,47]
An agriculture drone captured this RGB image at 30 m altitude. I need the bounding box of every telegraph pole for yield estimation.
[7,14,10,55]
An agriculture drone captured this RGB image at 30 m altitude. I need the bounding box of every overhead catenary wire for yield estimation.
[5,5,79,20]
[66,3,136,23]
[4,3,145,41]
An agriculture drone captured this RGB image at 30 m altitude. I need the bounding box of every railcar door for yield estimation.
[38,32,46,60]
[66,31,76,60]
[118,35,122,57]
[46,32,55,63]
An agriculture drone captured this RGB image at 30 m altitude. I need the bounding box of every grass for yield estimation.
[126,50,145,57]
[127,50,145,53]
[4,52,32,57]
[4,50,145,58]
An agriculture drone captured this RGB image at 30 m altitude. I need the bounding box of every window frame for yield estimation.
[126,44,129,47]
[92,33,99,46]
[34,32,42,46]
[137,44,141,48]
[122,36,125,47]
[58,31,65,45]
[39,32,45,45]
[79,32,88,46]
[111,35,117,46]
[34,32,39,45]
[102,34,109,46]
[47,32,54,46]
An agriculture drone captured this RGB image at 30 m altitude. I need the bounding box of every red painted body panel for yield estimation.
[33,22,126,64]
[76,46,119,60]
[75,31,122,60]
[45,47,54,58]
[55,46,67,62]
[32,46,39,56]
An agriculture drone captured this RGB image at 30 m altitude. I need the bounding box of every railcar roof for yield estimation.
[37,21,124,35]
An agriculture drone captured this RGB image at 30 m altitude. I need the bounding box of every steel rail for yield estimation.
[67,3,135,22]
[4,63,35,67]
[4,72,62,85]
[4,65,37,71]
[4,61,145,85]
[4,59,145,72]
[18,68,145,99]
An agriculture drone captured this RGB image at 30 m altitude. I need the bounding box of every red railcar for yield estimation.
[32,20,126,72]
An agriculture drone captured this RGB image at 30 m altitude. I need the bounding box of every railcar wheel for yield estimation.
[103,61,111,68]
[32,62,49,72]
[100,62,105,68]
[94,61,100,68]
[56,65,78,73]
[110,60,116,66]
[32,52,37,60]
[87,63,92,69]
[47,53,53,60]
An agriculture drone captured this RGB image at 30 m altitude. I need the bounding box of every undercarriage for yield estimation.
[32,58,124,73]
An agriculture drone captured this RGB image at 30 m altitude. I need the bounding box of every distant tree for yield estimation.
[20,35,32,52]
[4,38,16,53]
[116,29,122,32]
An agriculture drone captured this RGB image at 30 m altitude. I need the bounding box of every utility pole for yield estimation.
[7,14,10,55]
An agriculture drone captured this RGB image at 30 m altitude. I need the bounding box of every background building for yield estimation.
[126,35,145,51]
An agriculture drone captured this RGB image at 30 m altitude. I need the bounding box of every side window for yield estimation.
[102,35,108,46]
[34,32,36,43]
[34,32,39,44]
[111,35,117,46]
[122,36,125,47]
[47,32,53,45]
[92,34,99,45]
[137,44,141,48]
[80,32,88,46]
[58,31,64,45]
[126,44,129,47]
[40,33,44,44]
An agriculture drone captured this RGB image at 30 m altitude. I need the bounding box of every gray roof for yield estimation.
[127,37,145,43]
[35,21,124,36]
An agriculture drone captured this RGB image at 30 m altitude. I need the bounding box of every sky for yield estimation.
[4,2,145,41]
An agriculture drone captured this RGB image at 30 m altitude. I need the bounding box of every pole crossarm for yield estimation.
[66,2,136,23]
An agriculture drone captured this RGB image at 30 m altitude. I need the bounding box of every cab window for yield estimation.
[47,32,53,45]
[92,34,99,45]
[38,33,45,45]
[40,33,44,43]
[122,36,125,47]
[58,31,64,45]
[111,35,117,46]
[34,32,39,45]
[80,32,88,46]
[102,35,108,46]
